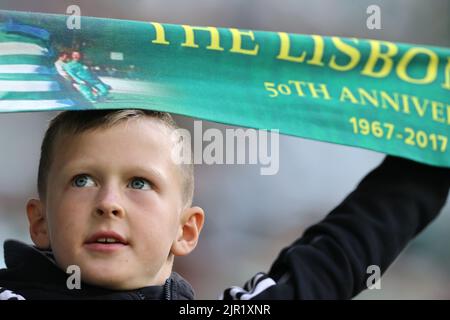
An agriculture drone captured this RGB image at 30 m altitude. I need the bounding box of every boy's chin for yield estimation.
[82,271,141,291]
[62,256,171,290]
[79,266,162,291]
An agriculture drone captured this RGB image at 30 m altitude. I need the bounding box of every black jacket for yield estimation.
[0,156,449,299]
[222,155,450,299]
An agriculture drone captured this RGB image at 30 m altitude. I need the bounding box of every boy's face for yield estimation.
[27,118,203,290]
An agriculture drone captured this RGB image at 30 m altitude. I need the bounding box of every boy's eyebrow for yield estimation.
[127,165,168,183]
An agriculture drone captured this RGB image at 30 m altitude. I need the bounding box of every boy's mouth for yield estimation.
[84,231,129,252]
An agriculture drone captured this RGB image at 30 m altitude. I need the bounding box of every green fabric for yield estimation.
[0,10,449,167]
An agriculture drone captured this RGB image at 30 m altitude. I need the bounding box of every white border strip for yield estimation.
[0,64,53,74]
[0,99,76,110]
[0,42,48,56]
[0,80,60,92]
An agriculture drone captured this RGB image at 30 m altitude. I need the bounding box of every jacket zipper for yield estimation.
[163,277,171,300]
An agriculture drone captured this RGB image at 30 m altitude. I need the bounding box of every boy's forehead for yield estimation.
[51,118,177,171]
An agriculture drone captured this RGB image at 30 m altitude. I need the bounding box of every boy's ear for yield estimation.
[26,198,50,249]
[171,206,205,257]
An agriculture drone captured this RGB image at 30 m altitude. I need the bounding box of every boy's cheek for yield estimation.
[46,195,93,234]
[52,188,96,210]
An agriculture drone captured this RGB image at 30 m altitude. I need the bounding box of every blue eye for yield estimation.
[129,178,151,190]
[72,175,95,188]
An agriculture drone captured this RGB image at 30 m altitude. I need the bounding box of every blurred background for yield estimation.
[0,0,449,299]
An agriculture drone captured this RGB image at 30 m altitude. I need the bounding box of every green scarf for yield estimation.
[1,10,449,167]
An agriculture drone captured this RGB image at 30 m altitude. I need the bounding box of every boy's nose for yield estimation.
[95,188,125,218]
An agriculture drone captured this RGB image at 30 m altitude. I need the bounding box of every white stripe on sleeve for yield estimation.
[220,272,276,300]
[0,287,25,300]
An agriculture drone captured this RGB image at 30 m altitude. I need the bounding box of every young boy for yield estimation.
[0,109,448,300]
